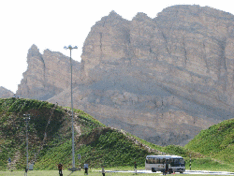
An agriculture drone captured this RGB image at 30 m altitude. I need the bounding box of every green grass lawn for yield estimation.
[0,170,158,176]
[0,170,231,176]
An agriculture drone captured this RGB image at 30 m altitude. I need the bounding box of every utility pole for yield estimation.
[24,114,30,176]
[190,153,191,170]
[64,45,78,171]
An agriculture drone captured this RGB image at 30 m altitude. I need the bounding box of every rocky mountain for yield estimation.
[17,5,234,146]
[0,86,14,98]
[16,44,81,100]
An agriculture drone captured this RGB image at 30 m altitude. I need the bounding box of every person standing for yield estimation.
[57,163,63,176]
[84,163,88,175]
[102,166,105,176]
[24,166,28,176]
[166,163,168,175]
[162,162,166,175]
[134,162,137,174]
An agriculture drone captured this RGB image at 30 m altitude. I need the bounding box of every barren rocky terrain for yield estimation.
[0,86,14,98]
[13,5,234,145]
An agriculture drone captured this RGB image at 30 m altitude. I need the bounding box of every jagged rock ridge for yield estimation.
[0,86,14,98]
[17,44,81,100]
[18,5,234,145]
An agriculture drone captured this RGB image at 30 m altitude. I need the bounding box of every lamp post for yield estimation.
[64,45,78,170]
[23,114,30,175]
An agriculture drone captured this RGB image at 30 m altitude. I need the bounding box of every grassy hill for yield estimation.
[1,97,234,171]
[185,118,234,164]
[0,98,157,170]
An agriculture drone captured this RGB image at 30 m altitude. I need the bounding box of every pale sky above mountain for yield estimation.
[0,0,233,93]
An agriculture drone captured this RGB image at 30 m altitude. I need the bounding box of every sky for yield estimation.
[0,0,234,93]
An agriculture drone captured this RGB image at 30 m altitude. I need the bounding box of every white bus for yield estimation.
[145,155,185,174]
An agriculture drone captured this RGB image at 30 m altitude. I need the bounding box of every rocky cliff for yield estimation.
[16,44,81,100]
[18,5,234,145]
[0,86,14,98]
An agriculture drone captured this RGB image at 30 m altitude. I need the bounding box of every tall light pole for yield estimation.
[23,114,30,175]
[64,45,78,170]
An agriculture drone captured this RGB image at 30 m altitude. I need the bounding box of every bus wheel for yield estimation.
[180,172,184,174]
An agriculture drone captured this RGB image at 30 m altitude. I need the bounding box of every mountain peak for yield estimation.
[106,10,123,20]
[109,10,119,16]
[133,12,151,21]
[27,44,41,58]
[0,86,14,98]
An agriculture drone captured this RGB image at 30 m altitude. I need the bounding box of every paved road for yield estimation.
[184,170,234,175]
[105,170,234,175]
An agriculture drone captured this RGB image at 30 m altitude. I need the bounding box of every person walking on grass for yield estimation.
[24,166,28,176]
[57,163,63,176]
[102,166,105,176]
[84,163,88,175]
[134,161,137,174]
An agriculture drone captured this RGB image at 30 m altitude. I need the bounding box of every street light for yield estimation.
[64,45,78,171]
[23,114,30,175]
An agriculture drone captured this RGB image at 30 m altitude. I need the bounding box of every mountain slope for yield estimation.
[16,5,234,146]
[1,98,234,171]
[0,86,14,98]
[0,98,159,170]
[49,5,234,146]
[185,118,234,164]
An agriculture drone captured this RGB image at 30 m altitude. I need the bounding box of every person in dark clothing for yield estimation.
[84,164,88,175]
[102,166,105,176]
[134,162,137,169]
[166,164,168,174]
[24,167,28,176]
[57,163,63,175]
[85,168,88,175]
[134,162,137,174]
[163,169,166,175]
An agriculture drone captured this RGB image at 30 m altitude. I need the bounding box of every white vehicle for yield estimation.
[145,155,185,174]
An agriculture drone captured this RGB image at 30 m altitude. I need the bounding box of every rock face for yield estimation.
[17,44,81,100]
[19,5,234,145]
[0,86,14,98]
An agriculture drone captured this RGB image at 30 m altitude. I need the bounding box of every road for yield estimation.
[105,170,234,175]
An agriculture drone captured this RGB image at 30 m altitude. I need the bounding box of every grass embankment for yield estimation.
[124,130,234,171]
[185,118,234,169]
[35,128,150,169]
[0,98,153,170]
[0,98,69,170]
[1,98,234,172]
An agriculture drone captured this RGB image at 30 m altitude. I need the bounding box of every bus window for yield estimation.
[146,158,149,164]
[166,158,170,164]
[171,158,185,166]
[149,158,153,164]
[155,158,159,164]
[168,158,173,164]
[174,159,179,164]
[159,158,164,164]
[148,157,153,164]
[179,159,185,164]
